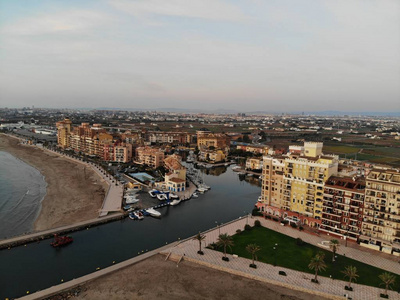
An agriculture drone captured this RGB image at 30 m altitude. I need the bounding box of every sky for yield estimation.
[0,0,399,113]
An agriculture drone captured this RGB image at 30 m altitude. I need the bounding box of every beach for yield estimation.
[0,134,108,232]
[67,254,328,300]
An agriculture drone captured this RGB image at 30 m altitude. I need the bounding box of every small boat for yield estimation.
[169,193,179,200]
[157,193,167,201]
[169,199,181,206]
[258,196,262,202]
[238,172,246,176]
[148,189,158,198]
[197,187,207,194]
[146,208,161,218]
[51,234,73,248]
[129,211,144,220]
[192,192,198,198]
[125,196,139,204]
[247,173,253,177]
[123,205,134,211]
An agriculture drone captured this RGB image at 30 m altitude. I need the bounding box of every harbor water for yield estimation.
[0,165,261,299]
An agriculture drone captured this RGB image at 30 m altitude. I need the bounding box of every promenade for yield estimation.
[164,217,400,300]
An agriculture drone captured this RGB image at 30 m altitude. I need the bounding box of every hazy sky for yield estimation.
[0,0,399,112]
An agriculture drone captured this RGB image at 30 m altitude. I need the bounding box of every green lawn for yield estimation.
[212,226,398,289]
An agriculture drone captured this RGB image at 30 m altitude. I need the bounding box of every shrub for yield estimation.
[290,223,297,228]
[265,215,272,220]
[296,238,304,246]
[254,220,261,227]
[252,208,263,216]
[299,226,304,231]
[236,229,242,235]
[281,220,289,225]
[244,224,252,231]
[272,218,279,222]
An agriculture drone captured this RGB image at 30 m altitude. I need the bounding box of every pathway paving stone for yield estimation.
[165,217,400,300]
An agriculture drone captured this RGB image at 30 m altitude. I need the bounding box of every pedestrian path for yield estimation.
[165,217,400,300]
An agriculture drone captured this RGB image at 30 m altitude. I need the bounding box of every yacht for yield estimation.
[146,208,161,218]
[157,193,167,201]
[169,199,181,206]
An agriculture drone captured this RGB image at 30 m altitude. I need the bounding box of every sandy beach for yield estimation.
[0,134,108,232]
[59,254,328,300]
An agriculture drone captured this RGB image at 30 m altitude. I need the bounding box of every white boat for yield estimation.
[135,211,144,220]
[192,192,198,198]
[258,196,262,202]
[125,196,139,204]
[197,187,207,194]
[157,193,167,201]
[247,173,253,177]
[169,193,179,200]
[232,166,241,172]
[146,208,161,218]
[169,199,181,206]
[148,189,158,198]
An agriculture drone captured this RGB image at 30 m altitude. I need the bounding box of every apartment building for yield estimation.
[135,147,165,168]
[320,176,365,242]
[246,157,263,171]
[147,131,194,145]
[258,142,339,227]
[361,169,400,255]
[197,133,231,151]
[56,118,72,148]
[237,144,269,155]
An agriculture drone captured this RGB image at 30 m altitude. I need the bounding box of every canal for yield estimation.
[0,166,261,299]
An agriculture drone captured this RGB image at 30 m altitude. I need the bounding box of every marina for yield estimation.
[0,165,261,299]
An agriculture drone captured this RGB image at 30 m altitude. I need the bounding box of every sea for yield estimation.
[0,151,47,239]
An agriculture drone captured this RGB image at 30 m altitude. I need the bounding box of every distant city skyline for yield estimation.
[0,0,399,112]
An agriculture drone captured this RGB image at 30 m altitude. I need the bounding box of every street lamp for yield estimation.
[215,221,220,236]
[273,243,278,266]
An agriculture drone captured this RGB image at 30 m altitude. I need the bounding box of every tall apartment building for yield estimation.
[320,176,365,242]
[361,169,400,255]
[258,142,339,227]
[56,118,72,149]
[135,147,165,168]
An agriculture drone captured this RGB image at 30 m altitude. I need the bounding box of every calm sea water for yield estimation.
[0,151,47,239]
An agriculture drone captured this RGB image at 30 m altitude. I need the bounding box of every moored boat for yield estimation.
[51,234,73,248]
[192,192,198,198]
[146,208,161,218]
[157,193,167,201]
[169,199,181,206]
[148,189,158,198]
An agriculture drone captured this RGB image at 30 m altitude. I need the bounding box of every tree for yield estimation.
[193,232,206,255]
[379,272,396,297]
[246,243,261,267]
[329,239,340,262]
[216,233,234,261]
[341,265,359,289]
[308,252,327,283]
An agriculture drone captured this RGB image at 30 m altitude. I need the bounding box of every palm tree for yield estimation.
[379,272,396,297]
[308,252,327,283]
[193,232,206,254]
[216,233,234,261]
[246,243,261,267]
[341,265,359,289]
[329,239,340,262]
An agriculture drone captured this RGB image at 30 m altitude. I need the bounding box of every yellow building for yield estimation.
[246,157,263,171]
[56,118,72,149]
[259,142,339,227]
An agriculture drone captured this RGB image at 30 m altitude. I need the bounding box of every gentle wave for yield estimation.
[0,151,47,239]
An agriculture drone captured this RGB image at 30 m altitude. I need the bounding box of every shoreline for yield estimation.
[0,134,107,234]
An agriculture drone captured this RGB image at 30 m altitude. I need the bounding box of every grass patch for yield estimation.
[217,226,397,289]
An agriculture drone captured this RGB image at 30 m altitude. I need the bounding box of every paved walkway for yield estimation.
[165,217,400,300]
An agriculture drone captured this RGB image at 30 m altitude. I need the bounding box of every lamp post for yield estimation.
[215,221,220,236]
[273,243,278,266]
